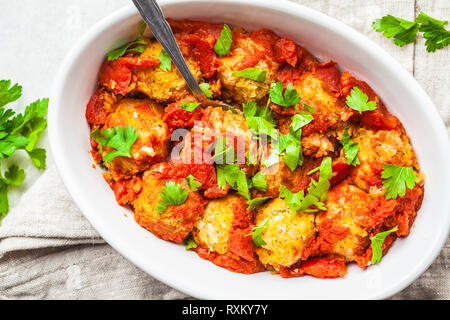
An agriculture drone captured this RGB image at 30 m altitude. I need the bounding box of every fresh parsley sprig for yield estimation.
[181,101,201,112]
[381,164,417,200]
[107,22,147,61]
[345,87,377,113]
[185,235,198,250]
[186,174,202,191]
[0,80,48,219]
[91,125,139,163]
[339,127,360,166]
[158,49,172,71]
[269,81,301,109]
[246,197,271,211]
[214,24,232,57]
[372,11,450,52]
[247,218,270,247]
[370,226,398,264]
[156,181,189,213]
[199,83,213,98]
[243,100,277,139]
[232,68,267,82]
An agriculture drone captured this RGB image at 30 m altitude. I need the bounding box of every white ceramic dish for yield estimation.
[49,0,450,299]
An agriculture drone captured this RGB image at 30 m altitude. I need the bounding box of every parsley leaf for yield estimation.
[247,218,270,247]
[158,49,172,71]
[381,164,417,200]
[185,235,198,250]
[243,101,277,139]
[186,174,202,191]
[291,112,314,132]
[372,15,419,47]
[416,12,450,52]
[345,87,377,113]
[212,137,235,164]
[91,125,139,163]
[370,226,398,264]
[340,127,360,166]
[0,164,26,218]
[156,181,189,213]
[27,148,46,170]
[279,126,303,172]
[216,164,250,199]
[214,24,232,57]
[199,83,213,98]
[232,68,267,82]
[246,197,271,211]
[107,22,146,61]
[181,101,201,112]
[269,81,301,109]
[279,185,305,213]
[0,80,22,108]
[251,172,267,192]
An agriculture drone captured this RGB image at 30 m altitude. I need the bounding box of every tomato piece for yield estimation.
[99,60,131,95]
[228,227,255,262]
[196,247,265,274]
[163,99,203,132]
[108,176,143,206]
[274,38,298,67]
[86,88,108,126]
[313,60,341,93]
[301,256,347,279]
[330,160,351,186]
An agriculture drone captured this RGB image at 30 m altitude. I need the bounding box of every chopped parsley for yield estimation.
[185,235,198,250]
[339,127,360,166]
[180,101,201,112]
[216,164,250,200]
[0,80,48,219]
[214,24,232,57]
[280,157,332,214]
[242,100,277,139]
[156,181,189,213]
[107,21,147,61]
[199,83,213,98]
[381,164,417,200]
[91,125,139,163]
[247,218,270,247]
[212,137,235,164]
[246,197,271,211]
[269,81,301,109]
[232,68,267,82]
[290,112,314,132]
[370,226,398,264]
[186,174,202,191]
[251,172,267,192]
[345,87,377,113]
[158,49,172,71]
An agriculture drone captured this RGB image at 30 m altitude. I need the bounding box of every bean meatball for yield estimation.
[254,198,315,269]
[132,168,207,243]
[102,98,170,178]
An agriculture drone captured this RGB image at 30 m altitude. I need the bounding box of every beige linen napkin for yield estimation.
[0,0,448,299]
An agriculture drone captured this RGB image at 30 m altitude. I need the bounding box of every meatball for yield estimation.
[132,169,207,243]
[202,107,258,168]
[350,126,418,193]
[315,181,371,262]
[103,98,170,178]
[254,198,315,269]
[252,156,322,198]
[132,41,202,102]
[218,30,279,103]
[192,194,264,274]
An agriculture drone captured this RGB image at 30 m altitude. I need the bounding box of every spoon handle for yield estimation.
[132,0,207,101]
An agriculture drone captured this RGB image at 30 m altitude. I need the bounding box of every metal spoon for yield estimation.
[132,0,235,111]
